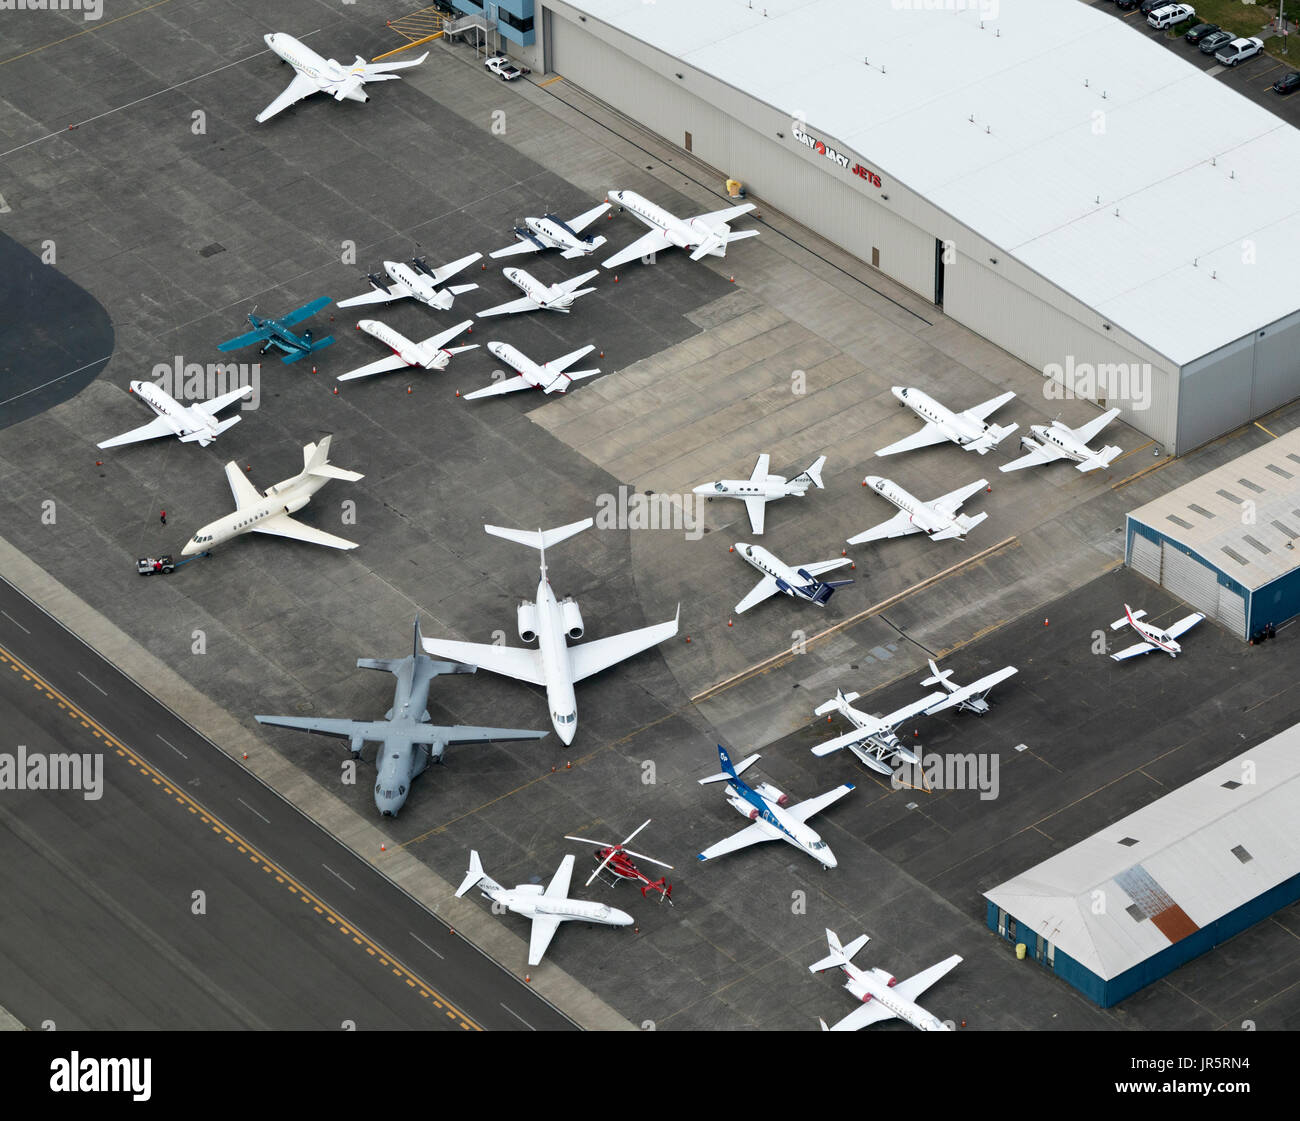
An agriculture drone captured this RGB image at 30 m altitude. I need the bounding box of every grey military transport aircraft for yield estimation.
[255,620,548,815]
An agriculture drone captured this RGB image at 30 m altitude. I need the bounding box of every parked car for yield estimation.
[1115,0,1140,9]
[1138,0,1173,15]
[1272,70,1300,95]
[1148,4,1195,29]
[484,55,530,81]
[1215,37,1264,66]
[1183,21,1219,43]
[1198,30,1235,54]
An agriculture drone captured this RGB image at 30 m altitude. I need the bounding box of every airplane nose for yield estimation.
[556,721,576,746]
[891,386,906,400]
[264,33,276,47]
[863,475,882,488]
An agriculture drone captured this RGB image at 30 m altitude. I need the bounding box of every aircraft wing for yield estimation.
[489,237,542,259]
[569,612,679,683]
[421,320,475,350]
[559,269,600,293]
[825,1000,899,1032]
[255,715,374,741]
[337,287,402,309]
[527,915,563,965]
[336,354,410,382]
[1167,612,1205,639]
[420,637,546,686]
[194,385,253,416]
[360,52,428,77]
[96,415,178,449]
[749,453,770,483]
[926,668,1017,712]
[253,514,358,550]
[567,201,612,233]
[998,439,1062,472]
[544,854,575,899]
[476,294,541,318]
[735,574,781,615]
[799,558,853,577]
[788,782,854,824]
[461,375,533,400]
[847,510,916,544]
[933,479,988,517]
[694,202,756,226]
[1111,640,1156,662]
[425,251,482,286]
[217,327,273,351]
[963,390,1016,423]
[884,692,949,725]
[255,71,323,124]
[743,497,767,535]
[875,423,949,457]
[550,344,596,374]
[224,461,264,509]
[602,229,674,270]
[892,954,962,1004]
[698,821,772,861]
[1072,407,1122,446]
[280,296,332,327]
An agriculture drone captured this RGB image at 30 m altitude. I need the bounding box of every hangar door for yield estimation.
[1160,543,1247,639]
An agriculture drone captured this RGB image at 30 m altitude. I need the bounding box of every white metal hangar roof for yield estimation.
[1128,426,1300,590]
[561,0,1300,367]
[983,723,1300,980]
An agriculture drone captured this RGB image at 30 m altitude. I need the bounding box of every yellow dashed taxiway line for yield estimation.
[0,643,479,1031]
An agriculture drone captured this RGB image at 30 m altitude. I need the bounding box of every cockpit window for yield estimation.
[713,482,726,492]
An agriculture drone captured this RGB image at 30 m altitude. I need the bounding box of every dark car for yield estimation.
[1115,0,1140,10]
[1272,71,1300,95]
[1184,22,1219,43]
[1139,0,1171,15]
[1198,29,1235,54]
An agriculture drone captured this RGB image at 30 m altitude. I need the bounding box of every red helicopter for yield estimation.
[564,819,675,905]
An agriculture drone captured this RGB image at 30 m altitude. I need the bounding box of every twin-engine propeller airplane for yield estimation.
[337,253,482,311]
[489,202,612,259]
[1000,407,1123,473]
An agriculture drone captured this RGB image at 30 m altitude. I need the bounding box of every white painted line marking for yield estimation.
[157,734,188,760]
[1,611,30,634]
[409,932,445,960]
[237,797,270,824]
[1014,743,1028,753]
[77,670,107,696]
[500,1003,535,1030]
[0,357,115,406]
[322,863,355,891]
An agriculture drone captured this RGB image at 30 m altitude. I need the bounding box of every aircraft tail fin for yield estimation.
[698,744,761,786]
[179,415,241,445]
[920,658,954,689]
[446,283,479,297]
[790,454,827,491]
[1075,445,1121,473]
[809,928,869,973]
[455,850,499,898]
[485,519,593,554]
[813,689,860,716]
[303,435,364,482]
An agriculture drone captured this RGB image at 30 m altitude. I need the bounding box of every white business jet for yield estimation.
[1109,604,1204,661]
[877,386,1018,457]
[182,436,363,554]
[255,33,428,124]
[476,267,599,317]
[732,543,853,614]
[602,189,758,269]
[336,319,477,382]
[489,203,612,259]
[1000,408,1123,473]
[97,380,252,449]
[460,341,600,400]
[849,477,989,545]
[337,253,482,311]
[692,454,826,535]
[810,929,961,1032]
[697,745,853,870]
[420,519,679,744]
[455,851,633,966]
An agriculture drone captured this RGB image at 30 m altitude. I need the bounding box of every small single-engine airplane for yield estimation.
[999,407,1123,473]
[455,851,634,966]
[337,253,482,311]
[1109,604,1204,661]
[731,542,853,614]
[697,745,853,869]
[460,340,600,399]
[255,620,547,815]
[476,267,599,317]
[183,435,363,554]
[602,189,759,269]
[217,297,334,364]
[876,386,1018,457]
[810,929,962,1032]
[97,380,252,449]
[693,453,827,535]
[919,659,1018,715]
[255,32,428,124]
[811,689,949,775]
[489,202,612,259]
[563,819,674,904]
[849,476,989,545]
[336,319,477,381]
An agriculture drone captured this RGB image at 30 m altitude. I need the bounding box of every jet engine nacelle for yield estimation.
[871,967,898,987]
[517,601,540,643]
[281,494,310,514]
[754,782,791,807]
[559,597,584,640]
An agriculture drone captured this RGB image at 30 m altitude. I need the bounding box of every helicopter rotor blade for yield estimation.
[622,847,674,871]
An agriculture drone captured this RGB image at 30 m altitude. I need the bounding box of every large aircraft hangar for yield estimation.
[1126,428,1300,640]
[479,0,1300,455]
